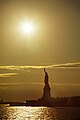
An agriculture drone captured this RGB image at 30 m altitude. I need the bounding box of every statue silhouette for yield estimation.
[42,68,51,101]
[44,68,48,85]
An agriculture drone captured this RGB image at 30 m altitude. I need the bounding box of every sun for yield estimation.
[21,22,33,34]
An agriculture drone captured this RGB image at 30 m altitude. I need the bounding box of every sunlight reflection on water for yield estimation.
[0,106,80,120]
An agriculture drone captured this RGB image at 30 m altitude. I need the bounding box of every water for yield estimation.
[0,105,80,120]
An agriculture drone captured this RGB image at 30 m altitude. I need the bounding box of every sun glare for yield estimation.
[21,22,33,34]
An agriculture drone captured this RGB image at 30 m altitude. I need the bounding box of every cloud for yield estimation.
[49,62,80,69]
[0,73,18,77]
[0,82,80,90]
[0,82,43,86]
[52,83,80,86]
[0,82,80,86]
[0,62,80,71]
[0,87,7,89]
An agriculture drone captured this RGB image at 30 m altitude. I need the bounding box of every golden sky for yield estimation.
[0,0,80,102]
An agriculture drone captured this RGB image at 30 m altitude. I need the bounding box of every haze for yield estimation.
[0,0,80,102]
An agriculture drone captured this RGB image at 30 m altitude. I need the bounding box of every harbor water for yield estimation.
[0,106,80,120]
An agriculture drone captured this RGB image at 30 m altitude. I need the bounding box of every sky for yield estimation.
[0,0,80,102]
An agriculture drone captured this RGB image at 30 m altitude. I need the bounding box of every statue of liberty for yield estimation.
[42,68,51,101]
